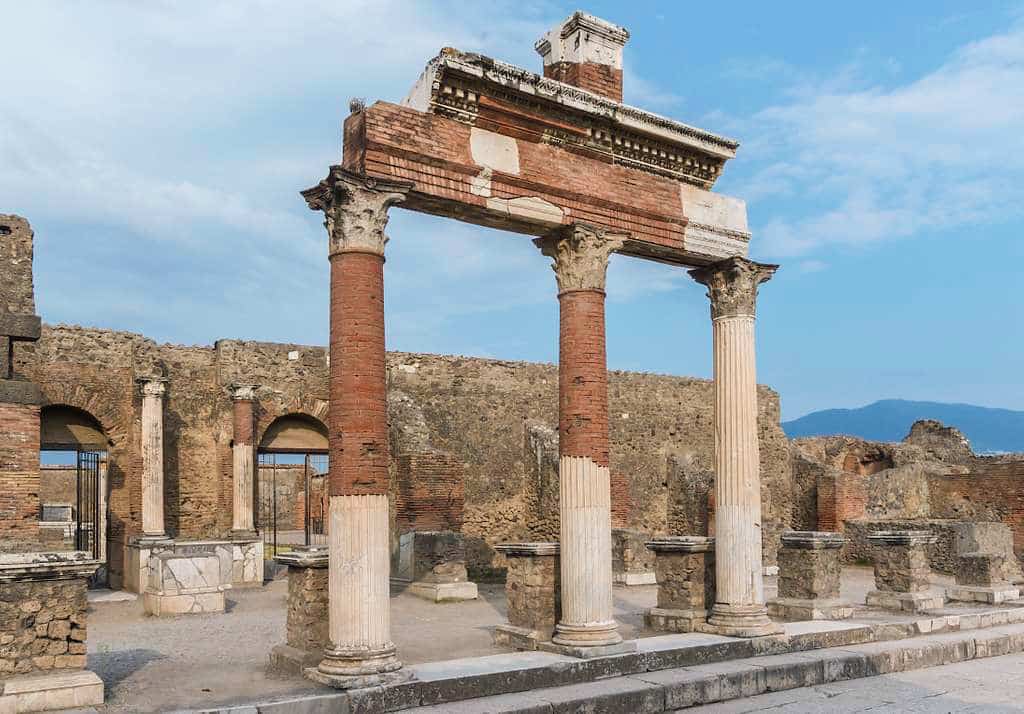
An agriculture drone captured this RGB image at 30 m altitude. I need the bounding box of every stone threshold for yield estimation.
[177,604,1024,714]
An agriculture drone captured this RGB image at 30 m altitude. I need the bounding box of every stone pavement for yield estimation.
[692,651,1024,712]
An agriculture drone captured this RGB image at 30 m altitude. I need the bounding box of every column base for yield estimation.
[645,607,708,633]
[493,624,550,651]
[551,620,623,648]
[866,590,945,613]
[538,639,637,659]
[130,534,174,547]
[230,529,259,541]
[0,670,104,712]
[307,645,411,690]
[767,597,854,621]
[697,604,784,638]
[946,584,1021,604]
[407,580,478,603]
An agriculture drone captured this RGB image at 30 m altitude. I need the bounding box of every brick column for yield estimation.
[302,167,411,689]
[534,224,633,655]
[136,377,169,543]
[229,384,259,538]
[689,256,780,637]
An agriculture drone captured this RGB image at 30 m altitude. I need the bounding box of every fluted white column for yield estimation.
[319,495,398,675]
[555,455,619,646]
[138,377,168,540]
[690,257,780,637]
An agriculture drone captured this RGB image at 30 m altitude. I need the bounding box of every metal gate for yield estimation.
[75,451,101,558]
[258,452,328,556]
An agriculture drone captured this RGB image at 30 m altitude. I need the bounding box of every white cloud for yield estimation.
[734,22,1024,258]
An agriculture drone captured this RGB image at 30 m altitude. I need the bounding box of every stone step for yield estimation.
[182,605,1024,714]
[401,623,1024,713]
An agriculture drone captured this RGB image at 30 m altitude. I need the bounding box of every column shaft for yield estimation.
[689,256,780,638]
[711,315,763,608]
[301,168,410,688]
[230,390,257,535]
[139,380,167,538]
[554,289,619,647]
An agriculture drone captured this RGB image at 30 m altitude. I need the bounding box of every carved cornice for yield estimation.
[137,376,168,398]
[688,256,778,320]
[301,167,413,257]
[534,223,624,293]
[228,384,259,402]
[403,50,737,188]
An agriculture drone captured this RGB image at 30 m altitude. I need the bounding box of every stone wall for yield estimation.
[930,462,1024,558]
[21,325,793,578]
[0,578,87,675]
[0,403,44,552]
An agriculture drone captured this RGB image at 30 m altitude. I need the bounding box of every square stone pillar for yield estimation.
[767,531,853,621]
[612,529,656,586]
[228,384,259,540]
[0,552,104,712]
[268,546,329,676]
[866,530,944,612]
[947,552,1021,604]
[644,536,714,632]
[493,543,560,650]
[395,531,478,603]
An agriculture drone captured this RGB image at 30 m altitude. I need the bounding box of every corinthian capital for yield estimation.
[228,383,259,401]
[533,223,625,293]
[137,376,168,398]
[301,167,413,257]
[688,256,778,319]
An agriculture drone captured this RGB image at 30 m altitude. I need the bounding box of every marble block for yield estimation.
[143,550,228,616]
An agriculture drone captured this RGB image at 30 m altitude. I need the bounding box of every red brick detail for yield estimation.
[394,451,465,533]
[0,402,41,549]
[929,462,1024,558]
[350,103,689,253]
[816,471,867,533]
[232,398,254,446]
[329,251,389,496]
[558,289,610,467]
[543,62,623,103]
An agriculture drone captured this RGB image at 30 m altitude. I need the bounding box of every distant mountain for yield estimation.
[782,399,1024,454]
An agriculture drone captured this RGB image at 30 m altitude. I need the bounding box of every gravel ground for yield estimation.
[84,566,953,713]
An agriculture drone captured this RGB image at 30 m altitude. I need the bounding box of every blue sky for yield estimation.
[2,1,1022,420]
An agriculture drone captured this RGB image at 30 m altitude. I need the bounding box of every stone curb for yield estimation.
[177,606,1024,714]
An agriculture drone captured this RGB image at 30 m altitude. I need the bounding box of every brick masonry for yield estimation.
[7,323,792,577]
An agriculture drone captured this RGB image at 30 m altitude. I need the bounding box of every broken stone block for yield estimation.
[612,528,656,586]
[395,531,478,603]
[142,549,228,616]
[493,543,560,650]
[946,551,1020,604]
[865,530,944,613]
[644,536,714,632]
[767,531,853,621]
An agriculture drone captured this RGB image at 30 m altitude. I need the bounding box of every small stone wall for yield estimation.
[843,519,1023,577]
[0,579,87,675]
[286,566,328,654]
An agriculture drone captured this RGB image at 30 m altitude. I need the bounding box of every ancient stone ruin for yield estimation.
[2,8,1024,712]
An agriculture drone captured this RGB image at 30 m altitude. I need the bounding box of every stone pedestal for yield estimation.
[612,529,656,586]
[644,537,714,632]
[947,552,1021,604]
[866,530,944,612]
[268,546,329,676]
[0,552,104,712]
[493,543,560,650]
[122,536,174,594]
[143,550,228,616]
[395,531,478,603]
[768,531,852,621]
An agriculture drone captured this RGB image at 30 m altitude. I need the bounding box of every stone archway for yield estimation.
[257,413,329,553]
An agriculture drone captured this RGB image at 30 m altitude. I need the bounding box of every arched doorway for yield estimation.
[257,414,329,555]
[39,405,110,583]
